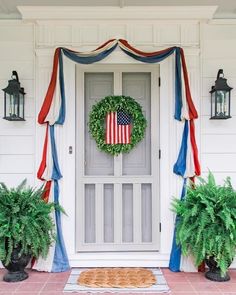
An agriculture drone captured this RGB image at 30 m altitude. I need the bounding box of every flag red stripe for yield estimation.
[106,113,110,144]
[114,112,118,144]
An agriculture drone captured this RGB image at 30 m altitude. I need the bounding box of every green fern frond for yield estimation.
[0,180,64,266]
[172,171,236,276]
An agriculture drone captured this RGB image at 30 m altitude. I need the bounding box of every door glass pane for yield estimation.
[104,184,114,243]
[122,184,133,243]
[85,184,96,243]
[141,184,152,243]
[122,73,151,175]
[84,73,114,175]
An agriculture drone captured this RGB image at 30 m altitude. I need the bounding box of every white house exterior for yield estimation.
[0,5,236,270]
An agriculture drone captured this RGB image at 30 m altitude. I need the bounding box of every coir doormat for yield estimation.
[64,268,170,293]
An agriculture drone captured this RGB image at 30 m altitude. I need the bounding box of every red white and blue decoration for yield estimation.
[36,39,201,272]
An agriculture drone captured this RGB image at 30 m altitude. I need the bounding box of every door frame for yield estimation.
[58,52,181,267]
[75,65,160,252]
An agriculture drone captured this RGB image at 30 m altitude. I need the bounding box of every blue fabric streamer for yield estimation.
[173,120,188,177]
[62,44,118,64]
[56,50,66,125]
[169,178,187,271]
[52,180,70,272]
[49,125,63,180]
[119,47,176,64]
[174,48,182,121]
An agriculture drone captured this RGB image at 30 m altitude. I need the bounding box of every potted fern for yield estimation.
[172,172,236,281]
[0,180,59,282]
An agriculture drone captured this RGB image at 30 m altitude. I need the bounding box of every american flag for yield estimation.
[105,110,131,144]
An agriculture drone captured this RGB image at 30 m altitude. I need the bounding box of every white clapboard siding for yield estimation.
[203,59,236,78]
[0,136,34,154]
[0,21,35,187]
[0,174,35,187]
[201,116,236,135]
[0,155,34,173]
[201,154,236,173]
[201,23,236,183]
[202,135,236,153]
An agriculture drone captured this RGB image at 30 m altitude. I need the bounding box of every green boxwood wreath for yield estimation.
[88,95,147,155]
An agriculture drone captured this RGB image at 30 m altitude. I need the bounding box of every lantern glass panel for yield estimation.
[214,90,230,118]
[4,93,10,118]
[19,93,24,119]
[12,93,19,118]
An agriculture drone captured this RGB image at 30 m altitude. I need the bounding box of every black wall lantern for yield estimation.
[210,69,233,120]
[2,71,25,121]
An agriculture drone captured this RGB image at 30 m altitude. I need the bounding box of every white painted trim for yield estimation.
[209,19,236,25]
[75,64,160,252]
[68,253,170,267]
[18,6,217,21]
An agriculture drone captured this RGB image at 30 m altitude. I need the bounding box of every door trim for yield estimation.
[75,65,160,252]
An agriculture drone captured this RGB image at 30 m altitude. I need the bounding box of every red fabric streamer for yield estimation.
[38,48,61,124]
[37,123,49,180]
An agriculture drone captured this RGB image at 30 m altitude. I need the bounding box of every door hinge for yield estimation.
[159,149,161,159]
[158,77,161,87]
[159,222,162,232]
[69,146,73,154]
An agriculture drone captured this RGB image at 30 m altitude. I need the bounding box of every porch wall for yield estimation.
[1,20,236,187]
[0,21,35,187]
[201,22,236,186]
[0,19,236,266]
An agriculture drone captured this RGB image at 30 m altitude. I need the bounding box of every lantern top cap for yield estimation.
[2,71,25,95]
[210,69,233,93]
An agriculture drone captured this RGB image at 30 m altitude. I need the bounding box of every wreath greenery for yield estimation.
[88,95,147,155]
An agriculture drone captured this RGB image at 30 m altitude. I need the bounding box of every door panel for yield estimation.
[104,184,114,243]
[84,73,114,176]
[122,73,151,175]
[76,66,159,252]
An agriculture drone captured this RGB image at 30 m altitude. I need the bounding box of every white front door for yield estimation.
[76,65,160,252]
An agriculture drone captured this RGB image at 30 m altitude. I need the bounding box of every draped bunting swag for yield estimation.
[36,39,200,272]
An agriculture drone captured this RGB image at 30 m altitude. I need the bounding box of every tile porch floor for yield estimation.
[0,268,235,295]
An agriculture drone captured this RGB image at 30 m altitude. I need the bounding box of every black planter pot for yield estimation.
[2,248,31,282]
[205,256,230,282]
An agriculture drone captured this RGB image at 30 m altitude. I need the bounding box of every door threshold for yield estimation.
[69,252,169,267]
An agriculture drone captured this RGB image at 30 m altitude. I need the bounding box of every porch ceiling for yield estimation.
[0,0,235,20]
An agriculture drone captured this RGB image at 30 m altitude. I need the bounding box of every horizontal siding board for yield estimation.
[202,59,236,78]
[0,42,34,61]
[0,136,34,154]
[0,61,34,79]
[0,155,34,173]
[0,173,35,187]
[202,134,236,153]
[203,25,236,59]
[201,154,236,173]
[203,40,236,59]
[201,116,236,135]
[0,118,35,136]
[0,25,34,42]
